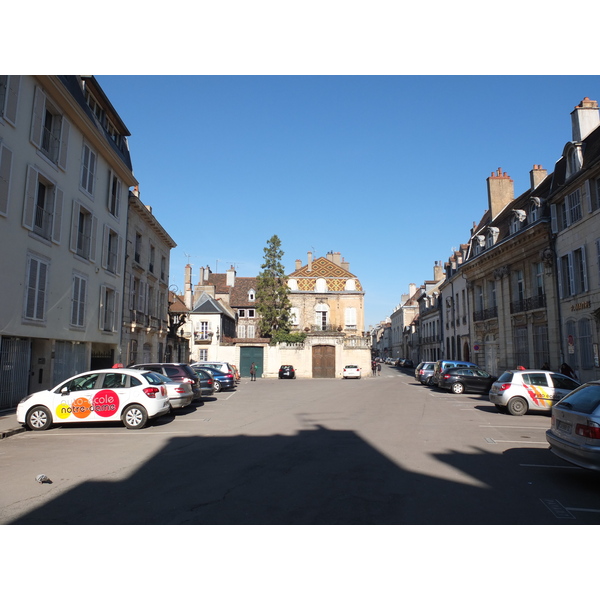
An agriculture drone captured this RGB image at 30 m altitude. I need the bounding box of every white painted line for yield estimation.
[541,498,576,519]
[481,424,548,429]
[487,439,548,444]
[520,463,580,469]
[565,507,600,514]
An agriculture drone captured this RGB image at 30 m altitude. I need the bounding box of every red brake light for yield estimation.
[443,374,451,380]
[174,387,185,393]
[499,383,511,391]
[182,377,194,384]
[575,421,600,439]
[143,386,160,398]
[208,379,213,385]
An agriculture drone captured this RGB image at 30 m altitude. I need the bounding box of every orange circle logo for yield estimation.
[71,397,92,419]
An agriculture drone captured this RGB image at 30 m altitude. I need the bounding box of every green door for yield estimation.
[240,347,264,378]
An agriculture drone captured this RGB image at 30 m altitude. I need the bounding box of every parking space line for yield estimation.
[480,425,548,429]
[520,463,580,469]
[541,499,576,519]
[485,439,547,444]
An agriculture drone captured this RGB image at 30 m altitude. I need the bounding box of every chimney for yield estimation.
[530,165,547,191]
[295,259,302,270]
[184,264,193,310]
[433,261,444,282]
[332,252,341,266]
[226,265,235,287]
[571,97,600,142]
[307,251,312,272]
[487,168,514,220]
[341,257,350,271]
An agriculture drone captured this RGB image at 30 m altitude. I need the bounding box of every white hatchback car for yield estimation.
[343,365,361,379]
[17,369,171,431]
[488,369,580,415]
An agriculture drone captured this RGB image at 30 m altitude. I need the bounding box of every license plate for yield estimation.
[557,420,572,434]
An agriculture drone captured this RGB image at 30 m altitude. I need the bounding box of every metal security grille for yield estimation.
[0,337,31,409]
[53,341,88,386]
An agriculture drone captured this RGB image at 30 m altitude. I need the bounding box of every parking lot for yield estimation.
[1,363,600,524]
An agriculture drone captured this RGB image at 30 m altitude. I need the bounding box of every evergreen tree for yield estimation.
[256,235,292,338]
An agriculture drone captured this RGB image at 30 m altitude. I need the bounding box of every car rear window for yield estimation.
[522,373,548,386]
[557,383,600,414]
[497,372,514,383]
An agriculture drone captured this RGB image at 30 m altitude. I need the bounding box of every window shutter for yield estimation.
[581,245,588,292]
[557,258,563,299]
[22,165,38,230]
[113,291,120,332]
[71,276,80,325]
[0,144,13,216]
[89,216,98,263]
[99,285,106,330]
[51,186,63,244]
[115,178,121,218]
[115,235,123,275]
[36,261,47,320]
[25,257,38,318]
[57,118,70,171]
[568,252,575,297]
[585,180,592,213]
[550,204,557,233]
[70,200,80,253]
[4,75,20,126]
[101,225,109,269]
[30,86,44,149]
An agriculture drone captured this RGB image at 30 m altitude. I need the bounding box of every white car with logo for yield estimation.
[17,369,171,431]
[488,369,580,415]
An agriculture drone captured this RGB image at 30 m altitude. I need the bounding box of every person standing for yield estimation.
[372,361,377,376]
[377,362,382,376]
[250,362,256,381]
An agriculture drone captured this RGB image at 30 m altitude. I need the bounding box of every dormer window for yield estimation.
[509,214,522,235]
[315,278,327,292]
[248,289,255,301]
[566,144,583,178]
[529,197,542,223]
[486,227,499,247]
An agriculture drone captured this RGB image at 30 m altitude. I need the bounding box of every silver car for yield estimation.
[546,381,600,471]
[414,362,435,386]
[488,369,580,415]
[151,373,193,409]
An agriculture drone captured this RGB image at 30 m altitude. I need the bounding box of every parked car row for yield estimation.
[16,361,243,432]
[411,358,600,471]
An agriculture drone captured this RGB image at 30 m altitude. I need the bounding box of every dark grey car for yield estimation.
[414,362,435,385]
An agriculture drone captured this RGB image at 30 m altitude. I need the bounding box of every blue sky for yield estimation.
[95,75,600,328]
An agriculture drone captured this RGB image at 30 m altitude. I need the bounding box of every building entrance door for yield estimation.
[312,345,335,378]
[240,346,264,378]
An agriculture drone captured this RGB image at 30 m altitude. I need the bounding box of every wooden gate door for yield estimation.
[312,345,336,378]
[240,346,264,378]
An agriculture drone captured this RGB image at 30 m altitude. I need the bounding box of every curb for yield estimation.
[0,426,25,440]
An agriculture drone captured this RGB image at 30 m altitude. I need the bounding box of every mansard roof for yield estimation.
[191,292,235,319]
[287,256,363,292]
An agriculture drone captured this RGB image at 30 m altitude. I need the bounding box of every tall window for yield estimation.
[149,244,155,274]
[512,270,525,303]
[23,166,63,243]
[100,285,118,332]
[31,87,69,169]
[107,170,122,218]
[559,247,588,297]
[578,319,594,370]
[345,307,357,328]
[533,324,549,370]
[102,225,122,274]
[71,273,87,327]
[0,75,20,125]
[533,262,544,297]
[568,189,582,224]
[238,325,246,338]
[513,325,529,368]
[70,201,96,261]
[80,143,96,196]
[24,255,49,322]
[247,325,255,338]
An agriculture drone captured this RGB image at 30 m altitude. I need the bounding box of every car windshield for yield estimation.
[556,383,600,414]
[345,365,358,369]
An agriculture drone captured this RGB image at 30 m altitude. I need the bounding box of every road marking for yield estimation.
[481,424,544,428]
[541,498,576,519]
[487,440,548,444]
[565,507,600,514]
[520,463,580,469]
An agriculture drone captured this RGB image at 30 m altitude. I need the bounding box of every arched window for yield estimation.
[248,288,255,301]
[345,279,356,291]
[315,278,327,292]
[287,279,298,290]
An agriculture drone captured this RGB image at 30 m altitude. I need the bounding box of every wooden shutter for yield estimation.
[51,186,63,243]
[0,144,12,216]
[30,86,44,149]
[57,118,70,171]
[70,200,80,253]
[4,75,20,126]
[22,165,38,231]
[89,216,98,263]
[99,284,106,330]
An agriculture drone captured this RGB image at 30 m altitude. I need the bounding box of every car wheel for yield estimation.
[213,380,221,392]
[507,396,528,416]
[451,382,465,394]
[27,406,52,431]
[122,404,148,429]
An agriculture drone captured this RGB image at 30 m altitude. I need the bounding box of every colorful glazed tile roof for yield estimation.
[288,257,363,292]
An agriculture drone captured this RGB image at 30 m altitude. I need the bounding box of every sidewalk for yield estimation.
[0,409,25,440]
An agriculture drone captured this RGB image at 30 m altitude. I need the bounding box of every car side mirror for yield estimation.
[60,386,70,395]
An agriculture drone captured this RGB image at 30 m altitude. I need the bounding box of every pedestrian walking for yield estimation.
[560,362,577,380]
[250,362,256,381]
[377,362,381,376]
[372,361,377,376]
